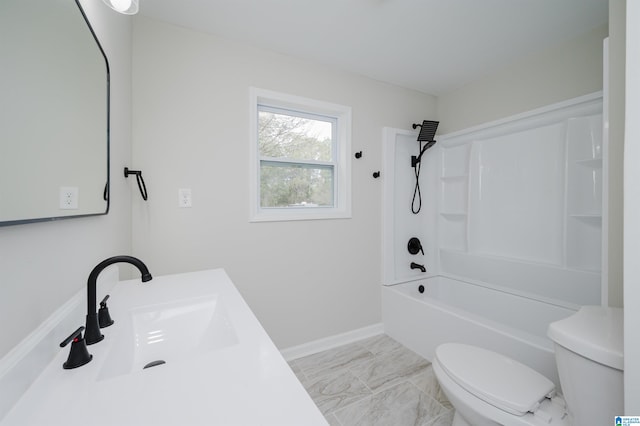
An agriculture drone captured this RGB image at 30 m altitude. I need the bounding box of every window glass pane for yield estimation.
[260,162,334,208]
[258,110,333,162]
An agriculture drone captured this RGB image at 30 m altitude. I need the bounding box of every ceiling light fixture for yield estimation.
[102,0,139,15]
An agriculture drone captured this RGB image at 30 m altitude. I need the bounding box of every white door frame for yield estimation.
[624,0,640,414]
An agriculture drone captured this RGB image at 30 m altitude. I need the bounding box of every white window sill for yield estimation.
[249,208,351,223]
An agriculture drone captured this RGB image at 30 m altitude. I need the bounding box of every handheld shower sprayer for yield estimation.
[411,120,439,167]
[410,120,439,214]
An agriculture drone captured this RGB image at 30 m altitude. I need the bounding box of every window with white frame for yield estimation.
[249,88,352,221]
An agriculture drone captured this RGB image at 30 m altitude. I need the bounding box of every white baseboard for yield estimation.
[280,323,384,362]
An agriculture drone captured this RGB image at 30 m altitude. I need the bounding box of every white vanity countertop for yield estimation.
[1,269,327,426]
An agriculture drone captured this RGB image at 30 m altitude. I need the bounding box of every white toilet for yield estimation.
[432,305,623,426]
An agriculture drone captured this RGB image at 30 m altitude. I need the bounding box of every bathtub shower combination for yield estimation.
[382,93,605,389]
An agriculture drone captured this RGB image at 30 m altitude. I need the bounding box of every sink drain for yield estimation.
[143,360,166,369]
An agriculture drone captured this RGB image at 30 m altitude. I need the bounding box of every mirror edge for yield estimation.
[75,0,111,219]
[0,0,111,227]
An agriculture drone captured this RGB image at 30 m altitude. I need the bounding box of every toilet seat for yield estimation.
[435,343,555,415]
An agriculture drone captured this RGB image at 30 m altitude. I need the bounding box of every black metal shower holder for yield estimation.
[410,120,439,214]
[124,167,148,201]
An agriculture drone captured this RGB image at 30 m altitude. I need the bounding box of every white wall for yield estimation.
[437,25,607,135]
[131,16,436,349]
[608,0,626,308]
[0,1,133,359]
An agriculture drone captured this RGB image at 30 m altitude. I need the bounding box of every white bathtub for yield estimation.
[382,276,577,388]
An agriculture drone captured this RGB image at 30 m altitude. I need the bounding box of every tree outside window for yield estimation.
[258,108,336,208]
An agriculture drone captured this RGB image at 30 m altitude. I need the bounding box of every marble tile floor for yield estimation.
[288,334,454,426]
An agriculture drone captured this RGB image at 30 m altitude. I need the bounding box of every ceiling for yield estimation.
[138,0,608,95]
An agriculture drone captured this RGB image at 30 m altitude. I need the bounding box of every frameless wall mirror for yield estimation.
[0,0,109,226]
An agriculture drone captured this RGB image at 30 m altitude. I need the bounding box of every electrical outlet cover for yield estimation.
[178,188,192,208]
[59,186,79,209]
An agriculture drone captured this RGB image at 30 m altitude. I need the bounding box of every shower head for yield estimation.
[410,120,439,167]
[412,120,439,142]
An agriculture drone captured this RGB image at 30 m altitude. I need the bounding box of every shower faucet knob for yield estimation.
[408,237,424,255]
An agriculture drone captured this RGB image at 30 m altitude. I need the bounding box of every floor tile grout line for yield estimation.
[406,379,449,412]
[329,376,441,425]
[331,343,420,412]
[425,408,454,426]
[353,362,432,397]
[325,353,383,419]
[291,334,453,426]
[323,369,375,418]
[330,412,345,426]
[330,392,372,426]
[296,348,377,382]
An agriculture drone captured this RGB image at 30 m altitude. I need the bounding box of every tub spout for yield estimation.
[410,262,426,273]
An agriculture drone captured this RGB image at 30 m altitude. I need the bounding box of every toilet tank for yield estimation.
[548,306,623,425]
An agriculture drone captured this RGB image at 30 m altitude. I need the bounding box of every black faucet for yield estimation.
[85,255,152,345]
[410,262,426,273]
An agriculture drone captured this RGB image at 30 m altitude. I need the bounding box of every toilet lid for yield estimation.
[435,343,555,416]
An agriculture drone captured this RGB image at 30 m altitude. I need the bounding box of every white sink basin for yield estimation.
[2,270,328,426]
[97,294,238,381]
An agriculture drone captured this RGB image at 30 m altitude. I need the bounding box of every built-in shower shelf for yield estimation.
[574,158,602,168]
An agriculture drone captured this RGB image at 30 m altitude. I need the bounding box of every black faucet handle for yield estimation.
[60,326,93,369]
[407,237,424,255]
[98,294,114,328]
[99,294,110,308]
[60,326,84,347]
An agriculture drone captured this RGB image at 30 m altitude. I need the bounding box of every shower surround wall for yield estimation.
[383,93,605,378]
[382,127,439,285]
[436,93,604,305]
